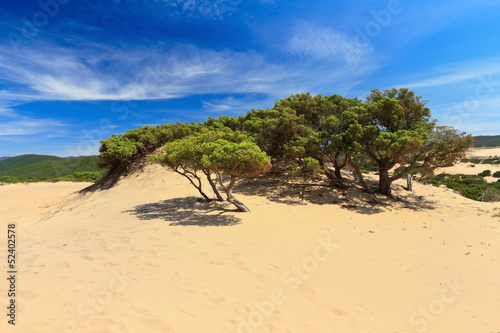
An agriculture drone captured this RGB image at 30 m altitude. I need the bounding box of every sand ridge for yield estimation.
[1,158,499,333]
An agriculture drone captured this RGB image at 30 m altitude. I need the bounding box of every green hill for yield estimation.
[0,156,104,182]
[0,154,62,173]
[475,135,500,147]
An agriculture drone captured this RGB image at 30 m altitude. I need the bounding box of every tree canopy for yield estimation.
[99,87,476,205]
[149,129,271,212]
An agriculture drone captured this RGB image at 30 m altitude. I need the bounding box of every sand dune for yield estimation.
[1,156,500,332]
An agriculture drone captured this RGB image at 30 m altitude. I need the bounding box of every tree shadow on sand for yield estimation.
[235,174,437,215]
[122,196,241,226]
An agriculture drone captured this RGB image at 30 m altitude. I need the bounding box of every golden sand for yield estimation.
[1,149,499,333]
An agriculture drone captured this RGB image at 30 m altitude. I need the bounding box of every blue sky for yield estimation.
[1,0,500,157]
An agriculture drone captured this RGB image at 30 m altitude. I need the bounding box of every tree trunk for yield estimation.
[347,156,372,194]
[378,168,392,195]
[217,172,250,212]
[227,195,250,212]
[333,152,348,180]
[203,170,224,201]
[334,167,342,180]
[174,168,211,201]
[320,159,347,189]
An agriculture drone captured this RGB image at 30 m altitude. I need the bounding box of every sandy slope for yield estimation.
[1,160,500,333]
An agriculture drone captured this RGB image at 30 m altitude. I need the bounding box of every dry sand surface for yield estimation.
[1,152,500,333]
[436,147,500,182]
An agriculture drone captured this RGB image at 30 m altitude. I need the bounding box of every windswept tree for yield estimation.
[148,135,219,202]
[206,139,272,212]
[98,135,144,169]
[150,129,271,212]
[270,93,368,190]
[361,88,473,195]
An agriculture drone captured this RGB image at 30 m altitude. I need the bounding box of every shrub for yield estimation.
[478,170,492,177]
[69,171,107,182]
[420,173,499,201]
[0,176,22,183]
[493,171,500,178]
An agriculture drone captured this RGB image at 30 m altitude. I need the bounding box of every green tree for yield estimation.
[98,135,143,168]
[362,88,473,195]
[207,139,271,212]
[270,93,368,190]
[150,129,271,211]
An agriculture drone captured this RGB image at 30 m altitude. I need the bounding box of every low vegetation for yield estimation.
[462,157,500,165]
[0,154,63,173]
[475,135,500,147]
[479,170,492,177]
[421,173,500,202]
[0,156,105,183]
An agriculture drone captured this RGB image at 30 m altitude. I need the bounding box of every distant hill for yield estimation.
[0,154,63,173]
[0,156,102,180]
[475,135,500,147]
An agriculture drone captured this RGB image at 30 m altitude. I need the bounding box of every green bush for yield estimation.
[69,171,107,182]
[0,176,22,183]
[421,173,499,201]
[478,170,492,177]
[481,157,500,165]
[493,171,500,178]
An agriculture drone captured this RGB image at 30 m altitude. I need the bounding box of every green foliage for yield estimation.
[0,176,22,183]
[493,171,500,178]
[482,157,500,165]
[150,128,271,210]
[463,157,500,165]
[475,135,500,147]
[360,88,473,194]
[0,154,63,173]
[352,155,379,173]
[0,156,104,182]
[98,136,143,166]
[207,140,272,177]
[100,88,475,200]
[66,171,107,182]
[422,173,500,201]
[479,170,492,177]
[290,157,323,180]
[98,123,201,170]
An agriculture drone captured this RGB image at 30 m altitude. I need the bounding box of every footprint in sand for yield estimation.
[265,324,292,333]
[297,284,316,297]
[230,258,245,266]
[328,307,347,316]
[178,308,197,318]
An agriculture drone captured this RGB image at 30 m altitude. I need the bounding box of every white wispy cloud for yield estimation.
[0,118,65,136]
[0,39,377,105]
[400,59,500,89]
[202,95,276,113]
[287,23,372,66]
[394,57,500,134]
